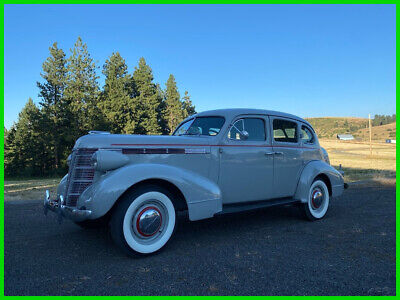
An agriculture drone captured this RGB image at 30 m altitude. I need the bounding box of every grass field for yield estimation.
[4,139,396,201]
[4,178,61,201]
[320,139,396,182]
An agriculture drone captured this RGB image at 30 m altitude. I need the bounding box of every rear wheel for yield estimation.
[110,185,176,256]
[302,179,330,221]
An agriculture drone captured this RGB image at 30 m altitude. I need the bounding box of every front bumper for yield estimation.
[43,190,92,223]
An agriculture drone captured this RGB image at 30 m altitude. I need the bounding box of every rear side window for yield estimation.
[228,118,266,141]
[301,125,315,144]
[273,119,298,143]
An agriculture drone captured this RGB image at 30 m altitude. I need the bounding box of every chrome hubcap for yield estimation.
[136,206,162,237]
[311,188,324,209]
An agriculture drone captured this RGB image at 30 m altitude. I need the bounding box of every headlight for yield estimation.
[90,150,129,172]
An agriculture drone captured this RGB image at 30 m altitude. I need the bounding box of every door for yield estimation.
[270,117,304,198]
[218,115,274,204]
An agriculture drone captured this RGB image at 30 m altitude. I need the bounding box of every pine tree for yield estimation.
[6,99,47,176]
[4,124,18,176]
[64,37,104,135]
[156,83,167,134]
[100,52,136,133]
[164,74,184,134]
[132,58,162,135]
[182,91,196,118]
[37,42,70,170]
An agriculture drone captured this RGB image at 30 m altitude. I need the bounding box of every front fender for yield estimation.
[295,160,344,203]
[78,163,222,221]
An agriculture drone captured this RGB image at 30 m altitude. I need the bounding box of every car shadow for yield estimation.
[50,202,305,259]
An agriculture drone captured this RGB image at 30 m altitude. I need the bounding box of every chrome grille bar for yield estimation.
[65,148,97,207]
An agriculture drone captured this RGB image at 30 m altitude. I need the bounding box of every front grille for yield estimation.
[65,148,97,207]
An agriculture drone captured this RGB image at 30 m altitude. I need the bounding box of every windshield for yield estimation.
[173,117,225,136]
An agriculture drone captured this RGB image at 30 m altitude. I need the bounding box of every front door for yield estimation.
[218,115,274,204]
[270,117,304,198]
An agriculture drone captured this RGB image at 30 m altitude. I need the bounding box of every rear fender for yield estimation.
[295,160,344,203]
[78,163,222,221]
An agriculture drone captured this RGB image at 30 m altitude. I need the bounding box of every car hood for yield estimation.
[73,134,212,150]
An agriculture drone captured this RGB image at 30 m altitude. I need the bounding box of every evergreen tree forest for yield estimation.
[5,37,196,177]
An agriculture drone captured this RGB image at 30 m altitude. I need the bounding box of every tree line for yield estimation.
[5,37,195,177]
[371,114,396,127]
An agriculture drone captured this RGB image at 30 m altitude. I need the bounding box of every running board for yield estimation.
[217,198,300,215]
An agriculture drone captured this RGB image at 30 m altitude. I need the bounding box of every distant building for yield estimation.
[337,134,354,141]
[386,139,396,144]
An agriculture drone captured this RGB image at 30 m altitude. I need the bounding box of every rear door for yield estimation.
[270,117,304,198]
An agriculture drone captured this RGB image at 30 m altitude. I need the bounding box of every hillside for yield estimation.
[305,117,396,141]
[354,122,396,141]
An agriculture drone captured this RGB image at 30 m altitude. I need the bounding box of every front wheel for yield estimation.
[302,179,330,221]
[110,185,176,256]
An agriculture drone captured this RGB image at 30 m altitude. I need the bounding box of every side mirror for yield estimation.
[240,131,249,140]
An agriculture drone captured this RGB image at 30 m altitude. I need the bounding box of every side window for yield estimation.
[301,125,315,144]
[273,119,298,143]
[228,118,266,141]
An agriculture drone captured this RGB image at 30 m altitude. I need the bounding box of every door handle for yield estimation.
[265,151,284,157]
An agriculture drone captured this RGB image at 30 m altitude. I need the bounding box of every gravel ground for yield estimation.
[4,183,395,295]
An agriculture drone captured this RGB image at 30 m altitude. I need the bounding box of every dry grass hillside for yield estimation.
[354,122,396,141]
[305,117,368,139]
[306,117,396,141]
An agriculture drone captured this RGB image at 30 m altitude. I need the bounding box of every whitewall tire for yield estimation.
[110,185,176,256]
[303,179,330,221]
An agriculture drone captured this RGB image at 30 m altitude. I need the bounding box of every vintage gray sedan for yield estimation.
[44,109,347,256]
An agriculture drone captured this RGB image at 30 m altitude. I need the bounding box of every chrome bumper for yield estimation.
[43,190,92,223]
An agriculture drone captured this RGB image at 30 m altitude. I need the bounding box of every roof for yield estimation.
[189,108,312,127]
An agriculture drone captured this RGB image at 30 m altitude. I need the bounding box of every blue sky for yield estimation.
[4,4,396,129]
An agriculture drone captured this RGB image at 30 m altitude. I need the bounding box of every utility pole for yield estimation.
[369,114,372,156]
